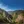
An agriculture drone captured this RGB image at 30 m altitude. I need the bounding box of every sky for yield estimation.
[0,0,24,11]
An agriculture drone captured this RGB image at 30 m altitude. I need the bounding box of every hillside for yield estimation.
[8,10,24,23]
[0,8,13,23]
[0,8,24,24]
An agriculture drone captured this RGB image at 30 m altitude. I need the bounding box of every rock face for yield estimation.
[0,8,13,23]
[15,10,24,24]
[15,14,23,22]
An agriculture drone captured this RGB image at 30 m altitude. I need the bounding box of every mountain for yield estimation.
[0,8,13,23]
[8,11,13,15]
[8,10,24,23]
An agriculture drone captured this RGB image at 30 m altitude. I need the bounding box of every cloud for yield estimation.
[0,3,14,11]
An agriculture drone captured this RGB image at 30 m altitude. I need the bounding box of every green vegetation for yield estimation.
[0,9,24,24]
[11,10,24,24]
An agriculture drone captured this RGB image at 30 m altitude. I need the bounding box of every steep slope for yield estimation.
[9,10,24,23]
[0,8,13,23]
